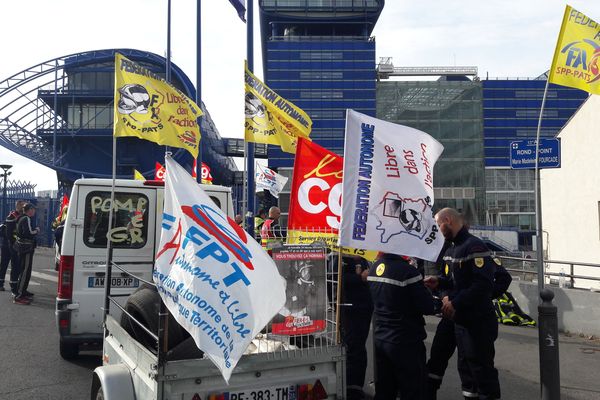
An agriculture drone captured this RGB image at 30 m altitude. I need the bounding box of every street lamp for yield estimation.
[0,164,12,220]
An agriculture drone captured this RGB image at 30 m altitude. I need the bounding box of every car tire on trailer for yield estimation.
[59,340,79,360]
[120,285,186,350]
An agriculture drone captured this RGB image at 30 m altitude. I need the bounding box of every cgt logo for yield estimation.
[298,154,343,230]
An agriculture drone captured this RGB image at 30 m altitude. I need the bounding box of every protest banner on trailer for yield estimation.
[338,110,445,262]
[154,156,286,382]
[287,138,377,260]
[270,245,327,335]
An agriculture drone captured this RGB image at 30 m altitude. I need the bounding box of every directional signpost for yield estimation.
[510,138,561,169]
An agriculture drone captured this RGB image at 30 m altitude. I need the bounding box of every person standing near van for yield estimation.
[13,203,39,305]
[0,200,25,293]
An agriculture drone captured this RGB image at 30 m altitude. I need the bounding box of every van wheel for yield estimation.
[120,286,186,351]
[91,382,104,400]
[60,340,79,360]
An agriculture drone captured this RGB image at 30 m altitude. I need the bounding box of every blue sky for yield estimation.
[0,0,598,191]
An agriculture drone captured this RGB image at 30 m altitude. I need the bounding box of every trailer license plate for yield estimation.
[217,385,297,400]
[88,276,140,289]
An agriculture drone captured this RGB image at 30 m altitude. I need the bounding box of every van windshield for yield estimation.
[83,191,149,249]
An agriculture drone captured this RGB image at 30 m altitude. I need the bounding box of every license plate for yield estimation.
[87,276,140,289]
[214,385,297,400]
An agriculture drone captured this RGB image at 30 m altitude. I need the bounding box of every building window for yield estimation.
[67,104,113,129]
[300,91,344,99]
[299,52,343,60]
[83,191,149,249]
[300,71,343,80]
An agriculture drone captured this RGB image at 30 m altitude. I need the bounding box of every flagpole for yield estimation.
[102,135,117,324]
[243,142,248,227]
[245,0,256,236]
[166,0,172,83]
[536,76,562,400]
[534,78,549,294]
[196,0,203,184]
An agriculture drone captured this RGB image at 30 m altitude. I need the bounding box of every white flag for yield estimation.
[255,163,288,198]
[154,156,286,382]
[338,110,445,262]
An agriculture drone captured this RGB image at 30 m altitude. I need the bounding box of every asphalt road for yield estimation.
[0,247,599,399]
[0,247,101,400]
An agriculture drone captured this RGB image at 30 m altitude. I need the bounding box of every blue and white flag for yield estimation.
[228,0,246,22]
[338,110,445,262]
[255,163,288,198]
[154,156,285,382]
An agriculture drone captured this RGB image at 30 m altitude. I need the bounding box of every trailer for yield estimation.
[91,245,346,400]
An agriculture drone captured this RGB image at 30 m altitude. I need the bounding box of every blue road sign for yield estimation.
[510,138,561,169]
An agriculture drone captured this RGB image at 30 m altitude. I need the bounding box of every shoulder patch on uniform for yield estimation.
[376,263,386,276]
[494,257,502,266]
[474,258,484,268]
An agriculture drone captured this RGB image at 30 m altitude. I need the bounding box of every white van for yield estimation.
[55,178,233,359]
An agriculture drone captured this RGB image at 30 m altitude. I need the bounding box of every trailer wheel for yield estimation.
[94,387,104,400]
[60,340,79,360]
[120,286,186,351]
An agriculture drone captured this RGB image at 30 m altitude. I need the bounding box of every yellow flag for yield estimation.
[133,169,145,181]
[549,5,600,94]
[244,62,312,153]
[113,53,203,157]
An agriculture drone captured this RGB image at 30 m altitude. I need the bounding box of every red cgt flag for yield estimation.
[192,159,213,184]
[155,162,166,181]
[288,138,343,234]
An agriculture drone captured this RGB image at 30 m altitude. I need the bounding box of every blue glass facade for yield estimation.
[482,79,587,167]
[265,39,376,167]
[258,0,384,220]
[482,78,587,230]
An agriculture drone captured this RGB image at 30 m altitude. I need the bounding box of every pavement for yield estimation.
[360,315,600,399]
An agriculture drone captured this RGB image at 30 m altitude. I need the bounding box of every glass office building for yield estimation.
[377,79,486,224]
[259,0,384,222]
[483,78,587,229]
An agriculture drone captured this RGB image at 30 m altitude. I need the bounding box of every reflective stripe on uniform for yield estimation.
[367,274,422,287]
[443,251,491,263]
[462,390,479,398]
[428,373,443,380]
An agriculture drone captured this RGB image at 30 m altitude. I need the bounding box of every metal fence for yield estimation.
[494,252,600,290]
[105,227,347,365]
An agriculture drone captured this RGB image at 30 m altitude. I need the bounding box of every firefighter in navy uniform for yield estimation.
[425,208,502,400]
[426,242,512,399]
[368,253,435,399]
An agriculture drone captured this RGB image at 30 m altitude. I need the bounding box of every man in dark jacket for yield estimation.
[425,208,501,400]
[13,203,39,305]
[0,200,25,293]
[368,252,435,399]
[426,248,512,399]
